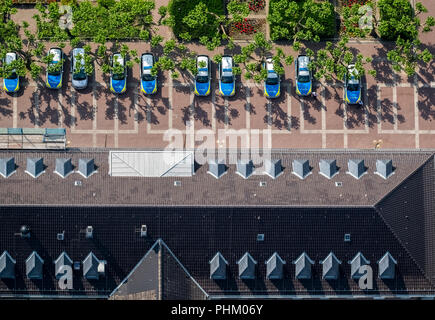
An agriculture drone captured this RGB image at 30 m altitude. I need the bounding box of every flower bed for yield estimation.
[341,0,371,7]
[229,18,266,40]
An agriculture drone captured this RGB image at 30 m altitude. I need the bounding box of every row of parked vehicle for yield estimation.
[2,48,363,105]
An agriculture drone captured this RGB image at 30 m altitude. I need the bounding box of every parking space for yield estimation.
[172,85,192,131]
[417,86,435,131]
[73,87,94,130]
[396,87,415,130]
[1,66,434,150]
[324,86,344,130]
[142,86,171,131]
[249,85,270,130]
[117,90,137,130]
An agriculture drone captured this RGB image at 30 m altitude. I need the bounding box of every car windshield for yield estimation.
[266,76,279,85]
[142,74,155,82]
[221,75,233,84]
[6,72,17,80]
[196,75,208,83]
[48,65,61,76]
[298,75,310,83]
[73,70,87,81]
[112,72,125,81]
[347,83,360,91]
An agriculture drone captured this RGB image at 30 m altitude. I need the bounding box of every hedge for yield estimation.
[168,0,225,39]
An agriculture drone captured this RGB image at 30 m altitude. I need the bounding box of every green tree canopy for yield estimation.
[268,0,335,44]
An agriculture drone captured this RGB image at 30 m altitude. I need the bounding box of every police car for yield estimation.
[140,53,157,95]
[71,48,88,90]
[3,52,20,93]
[263,57,280,99]
[110,53,127,94]
[46,48,64,89]
[218,55,235,97]
[194,55,211,96]
[344,64,362,105]
[295,55,312,96]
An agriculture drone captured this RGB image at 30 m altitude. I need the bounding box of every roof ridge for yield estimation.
[373,205,435,290]
[373,154,434,207]
[159,239,209,298]
[373,154,435,289]
[109,238,209,299]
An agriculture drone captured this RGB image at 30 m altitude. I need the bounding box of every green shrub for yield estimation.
[378,0,415,40]
[71,0,155,40]
[168,0,225,39]
[268,0,335,42]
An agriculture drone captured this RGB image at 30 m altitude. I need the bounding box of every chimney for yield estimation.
[0,157,16,178]
[236,160,254,179]
[85,226,93,239]
[264,159,283,179]
[292,159,311,179]
[347,159,366,179]
[207,159,227,179]
[319,159,338,179]
[375,159,394,179]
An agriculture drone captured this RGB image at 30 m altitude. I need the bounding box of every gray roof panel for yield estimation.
[55,158,73,178]
[26,251,44,279]
[347,159,366,179]
[320,252,341,280]
[0,157,15,178]
[83,252,100,280]
[207,159,227,179]
[319,159,338,179]
[292,159,311,179]
[0,251,16,279]
[209,252,228,280]
[237,252,257,279]
[25,158,44,178]
[54,251,73,279]
[265,252,286,279]
[349,252,370,279]
[264,159,283,179]
[293,252,314,279]
[236,160,254,179]
[375,159,394,179]
[378,252,397,279]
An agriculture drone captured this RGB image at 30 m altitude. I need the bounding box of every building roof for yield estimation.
[0,149,432,207]
[0,149,434,299]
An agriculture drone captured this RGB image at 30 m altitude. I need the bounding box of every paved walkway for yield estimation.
[0,0,433,150]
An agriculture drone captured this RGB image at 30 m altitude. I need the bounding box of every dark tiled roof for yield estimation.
[0,205,434,298]
[0,150,432,207]
[0,150,433,299]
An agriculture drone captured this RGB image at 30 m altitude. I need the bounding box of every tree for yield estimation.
[233,32,294,83]
[306,36,376,82]
[268,0,335,46]
[151,39,198,80]
[169,0,248,51]
[378,1,434,76]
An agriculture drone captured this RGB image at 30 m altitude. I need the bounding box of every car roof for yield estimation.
[221,56,232,69]
[113,53,124,66]
[197,55,209,66]
[347,64,359,83]
[142,54,153,75]
[5,52,16,65]
[49,48,62,62]
[265,57,275,72]
[73,48,84,56]
[197,55,209,77]
[297,55,310,68]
